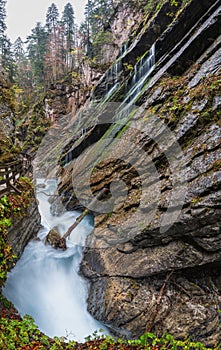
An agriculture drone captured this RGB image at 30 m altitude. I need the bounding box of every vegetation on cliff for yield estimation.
[0,177,35,286]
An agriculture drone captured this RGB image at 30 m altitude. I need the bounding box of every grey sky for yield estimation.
[6,0,88,42]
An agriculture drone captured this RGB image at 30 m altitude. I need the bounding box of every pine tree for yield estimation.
[82,0,115,61]
[13,37,32,91]
[0,0,16,81]
[62,2,76,69]
[26,23,48,88]
[1,35,14,80]
[0,0,6,37]
[46,3,59,32]
[13,37,25,61]
[83,0,94,57]
[44,25,66,83]
[92,0,114,31]
[45,4,65,83]
[0,0,7,70]
[62,3,75,44]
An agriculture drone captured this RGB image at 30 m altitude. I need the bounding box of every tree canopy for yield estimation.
[1,0,119,88]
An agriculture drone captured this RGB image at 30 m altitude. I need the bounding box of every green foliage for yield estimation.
[0,315,43,349]
[170,0,179,6]
[0,236,15,285]
[26,22,48,87]
[0,321,219,350]
[0,217,12,229]
[0,0,6,35]
[94,332,218,349]
[46,3,59,31]
[81,0,116,61]
[79,328,215,350]
[0,314,78,349]
[144,0,163,14]
[0,1,14,78]
[17,96,51,153]
[0,177,34,286]
[123,62,134,72]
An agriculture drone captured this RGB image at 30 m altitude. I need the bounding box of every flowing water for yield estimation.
[3,179,106,342]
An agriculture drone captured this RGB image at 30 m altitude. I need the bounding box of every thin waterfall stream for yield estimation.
[3,179,106,342]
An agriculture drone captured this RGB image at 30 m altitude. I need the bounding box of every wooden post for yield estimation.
[12,164,16,183]
[5,167,10,188]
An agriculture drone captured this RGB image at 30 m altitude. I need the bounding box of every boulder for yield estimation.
[45,227,67,250]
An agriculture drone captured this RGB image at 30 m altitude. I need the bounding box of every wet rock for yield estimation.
[7,200,41,258]
[189,47,221,88]
[45,227,67,250]
[36,183,46,189]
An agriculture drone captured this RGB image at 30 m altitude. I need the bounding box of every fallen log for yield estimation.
[63,187,108,240]
[45,188,108,250]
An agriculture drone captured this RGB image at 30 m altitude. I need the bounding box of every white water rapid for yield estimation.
[3,179,106,342]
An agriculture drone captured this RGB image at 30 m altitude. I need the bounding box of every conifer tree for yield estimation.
[1,35,14,80]
[81,0,115,61]
[0,0,6,37]
[46,3,59,32]
[26,23,48,88]
[13,37,32,91]
[45,4,66,82]
[82,0,94,57]
[62,2,76,69]
[0,1,15,81]
[0,0,7,70]
[13,37,25,61]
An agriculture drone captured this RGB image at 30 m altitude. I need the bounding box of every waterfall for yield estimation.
[103,82,120,103]
[127,43,155,103]
[114,43,155,120]
[61,43,156,168]
[98,43,156,121]
[105,59,122,95]
[103,41,130,98]
[119,42,129,58]
[3,179,107,342]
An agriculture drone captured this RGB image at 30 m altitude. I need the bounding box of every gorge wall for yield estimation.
[0,81,41,258]
[7,199,41,258]
[44,0,221,345]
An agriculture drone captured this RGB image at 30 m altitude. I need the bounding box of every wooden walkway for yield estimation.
[0,157,32,197]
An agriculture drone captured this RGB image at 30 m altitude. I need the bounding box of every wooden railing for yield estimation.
[0,156,32,197]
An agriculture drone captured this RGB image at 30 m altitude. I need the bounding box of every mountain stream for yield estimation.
[3,179,106,342]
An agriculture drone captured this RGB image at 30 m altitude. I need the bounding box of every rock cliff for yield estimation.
[7,199,41,258]
[0,80,41,258]
[55,0,220,345]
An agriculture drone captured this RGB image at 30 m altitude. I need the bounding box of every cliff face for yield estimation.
[0,81,41,258]
[0,82,19,163]
[7,199,41,259]
[56,0,221,345]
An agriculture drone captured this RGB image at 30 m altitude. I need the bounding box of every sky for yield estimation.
[6,0,88,43]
